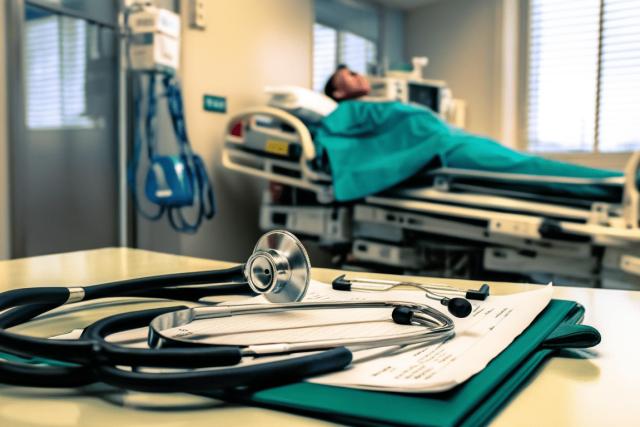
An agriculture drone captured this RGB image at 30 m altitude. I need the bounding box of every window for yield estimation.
[312,23,378,92]
[339,31,377,75]
[25,14,93,129]
[527,0,640,152]
[313,23,338,93]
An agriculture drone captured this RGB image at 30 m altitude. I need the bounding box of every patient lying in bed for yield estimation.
[316,66,623,202]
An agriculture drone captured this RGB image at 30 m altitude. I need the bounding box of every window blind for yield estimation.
[313,23,337,92]
[25,14,91,129]
[528,0,600,152]
[528,0,640,152]
[339,31,377,75]
[313,24,377,93]
[599,0,640,151]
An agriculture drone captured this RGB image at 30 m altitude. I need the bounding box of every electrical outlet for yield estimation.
[189,0,206,30]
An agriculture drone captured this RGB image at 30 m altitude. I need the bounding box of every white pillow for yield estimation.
[265,85,337,123]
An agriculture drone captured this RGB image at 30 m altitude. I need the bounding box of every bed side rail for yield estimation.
[429,167,625,186]
[222,107,334,203]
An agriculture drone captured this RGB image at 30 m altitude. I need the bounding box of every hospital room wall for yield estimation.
[405,0,504,141]
[0,4,9,260]
[381,8,405,70]
[164,0,332,264]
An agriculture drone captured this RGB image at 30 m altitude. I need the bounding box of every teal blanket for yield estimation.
[314,101,622,201]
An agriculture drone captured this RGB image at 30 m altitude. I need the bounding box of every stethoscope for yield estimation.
[0,230,475,393]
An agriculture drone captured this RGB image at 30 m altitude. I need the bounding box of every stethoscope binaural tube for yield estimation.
[148,301,455,353]
[331,275,484,318]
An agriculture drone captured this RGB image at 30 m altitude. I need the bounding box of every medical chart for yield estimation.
[211,280,553,393]
[51,280,552,393]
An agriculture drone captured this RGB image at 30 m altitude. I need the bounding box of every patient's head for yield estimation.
[324,65,371,101]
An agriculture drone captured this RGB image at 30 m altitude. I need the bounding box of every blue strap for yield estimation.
[128,71,216,233]
[145,73,158,159]
[162,75,216,233]
[127,73,164,221]
[167,155,216,233]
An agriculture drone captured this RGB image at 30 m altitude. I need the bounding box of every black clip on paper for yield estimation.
[465,284,490,301]
[332,274,351,291]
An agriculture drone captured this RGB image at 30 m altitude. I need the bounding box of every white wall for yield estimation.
[173,0,316,263]
[0,3,9,260]
[405,0,504,140]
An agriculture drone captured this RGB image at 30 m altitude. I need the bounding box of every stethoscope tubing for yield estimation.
[94,346,352,393]
[83,306,245,368]
[0,266,247,363]
[81,305,353,393]
[0,303,354,391]
[0,266,250,389]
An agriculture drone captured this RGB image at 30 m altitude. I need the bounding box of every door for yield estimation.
[7,0,121,257]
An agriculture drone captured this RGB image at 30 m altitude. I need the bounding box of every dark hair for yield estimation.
[323,64,348,101]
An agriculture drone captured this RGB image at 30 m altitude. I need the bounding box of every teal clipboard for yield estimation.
[218,299,599,427]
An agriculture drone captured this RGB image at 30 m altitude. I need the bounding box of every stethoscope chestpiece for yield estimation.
[244,230,311,303]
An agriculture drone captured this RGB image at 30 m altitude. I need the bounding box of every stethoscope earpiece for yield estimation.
[440,297,473,318]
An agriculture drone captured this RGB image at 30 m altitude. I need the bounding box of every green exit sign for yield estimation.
[203,95,227,113]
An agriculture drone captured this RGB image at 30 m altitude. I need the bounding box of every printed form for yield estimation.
[210,280,553,393]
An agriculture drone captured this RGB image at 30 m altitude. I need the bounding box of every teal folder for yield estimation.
[222,299,600,426]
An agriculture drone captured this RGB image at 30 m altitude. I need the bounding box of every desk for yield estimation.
[0,248,638,426]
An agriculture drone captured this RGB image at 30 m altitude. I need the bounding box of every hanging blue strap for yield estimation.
[127,73,164,221]
[127,70,216,234]
[162,75,216,233]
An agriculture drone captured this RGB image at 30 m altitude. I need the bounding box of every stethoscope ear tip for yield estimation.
[447,297,473,318]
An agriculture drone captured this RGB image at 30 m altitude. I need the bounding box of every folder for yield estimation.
[225,299,600,427]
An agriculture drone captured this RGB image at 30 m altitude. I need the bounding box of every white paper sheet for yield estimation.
[311,286,551,393]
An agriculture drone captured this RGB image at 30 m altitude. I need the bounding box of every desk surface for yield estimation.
[0,248,638,426]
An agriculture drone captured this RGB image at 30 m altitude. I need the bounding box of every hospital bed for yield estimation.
[222,92,640,289]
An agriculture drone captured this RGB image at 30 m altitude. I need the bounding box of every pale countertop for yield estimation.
[0,247,638,427]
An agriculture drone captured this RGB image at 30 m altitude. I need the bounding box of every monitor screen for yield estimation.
[408,83,440,112]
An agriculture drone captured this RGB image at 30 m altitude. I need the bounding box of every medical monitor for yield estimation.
[367,76,447,113]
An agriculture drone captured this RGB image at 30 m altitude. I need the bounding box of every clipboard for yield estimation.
[221,299,600,427]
